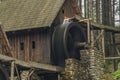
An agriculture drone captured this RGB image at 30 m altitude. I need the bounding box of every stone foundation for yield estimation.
[63,48,105,80]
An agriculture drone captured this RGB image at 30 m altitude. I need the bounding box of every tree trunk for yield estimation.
[102,0,110,25]
[84,0,87,18]
[96,0,100,23]
[119,0,120,25]
[78,0,82,16]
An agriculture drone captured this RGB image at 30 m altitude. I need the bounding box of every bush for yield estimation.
[114,69,120,80]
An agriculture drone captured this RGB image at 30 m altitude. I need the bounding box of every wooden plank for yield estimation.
[105,57,120,60]
[87,19,90,44]
[101,29,105,58]
[10,61,15,80]
[80,22,120,33]
[0,25,13,56]
[91,23,120,33]
[26,31,30,61]
[0,54,63,72]
[109,43,120,46]
[75,15,120,33]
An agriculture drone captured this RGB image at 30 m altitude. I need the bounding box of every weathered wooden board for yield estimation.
[54,0,77,25]
[0,53,63,72]
[0,25,13,56]
[91,23,120,33]
[79,21,120,33]
[105,57,120,60]
[7,28,51,63]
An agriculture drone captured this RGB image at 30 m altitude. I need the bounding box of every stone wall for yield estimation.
[63,58,81,80]
[63,48,105,80]
[87,49,105,80]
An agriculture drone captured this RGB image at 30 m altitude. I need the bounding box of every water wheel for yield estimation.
[52,22,86,66]
[0,65,9,80]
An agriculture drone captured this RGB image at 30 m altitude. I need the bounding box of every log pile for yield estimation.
[21,71,29,80]
[63,58,81,80]
[89,49,105,80]
[80,50,91,80]
[80,48,105,80]
[63,58,90,80]
[63,48,105,80]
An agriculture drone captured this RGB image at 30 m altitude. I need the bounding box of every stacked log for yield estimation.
[80,50,91,80]
[63,48,105,80]
[21,71,29,80]
[21,71,43,80]
[63,58,81,80]
[80,48,105,80]
[88,48,105,80]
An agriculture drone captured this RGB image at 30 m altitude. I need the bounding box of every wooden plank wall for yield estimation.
[54,0,77,25]
[7,28,51,64]
[5,0,78,64]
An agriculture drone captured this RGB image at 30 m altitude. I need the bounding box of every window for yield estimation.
[62,9,64,14]
[20,42,24,50]
[32,41,35,49]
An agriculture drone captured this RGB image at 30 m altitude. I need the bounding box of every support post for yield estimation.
[101,29,105,62]
[91,29,94,48]
[15,65,20,80]
[28,69,34,80]
[101,29,105,53]
[87,19,91,44]
[58,74,61,80]
[112,32,117,70]
[11,61,15,80]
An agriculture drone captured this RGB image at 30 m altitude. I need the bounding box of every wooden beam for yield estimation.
[87,19,91,44]
[0,54,63,72]
[92,30,104,45]
[10,61,15,80]
[80,22,120,33]
[75,15,120,33]
[0,25,13,57]
[105,57,120,60]
[115,43,120,46]
[101,29,105,62]
[109,43,120,46]
[92,23,120,33]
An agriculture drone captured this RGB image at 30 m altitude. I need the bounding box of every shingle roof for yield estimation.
[0,0,65,31]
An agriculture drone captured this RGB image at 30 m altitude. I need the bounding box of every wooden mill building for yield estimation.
[0,0,119,80]
[0,0,80,64]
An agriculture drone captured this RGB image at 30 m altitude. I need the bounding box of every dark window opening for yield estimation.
[62,9,64,14]
[32,41,35,49]
[20,42,24,50]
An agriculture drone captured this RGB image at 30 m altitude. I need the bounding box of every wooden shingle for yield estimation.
[0,0,65,31]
